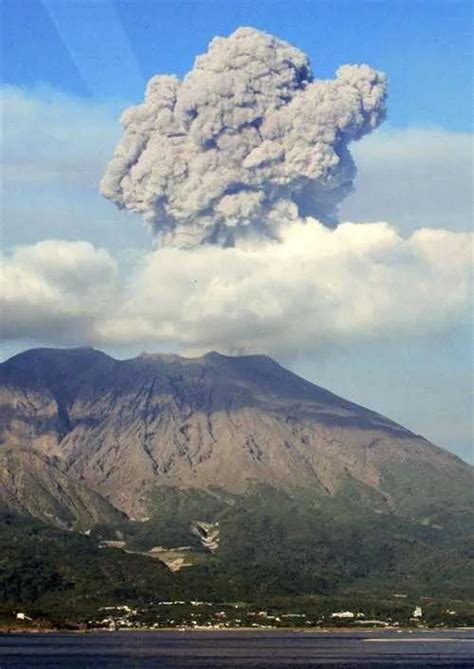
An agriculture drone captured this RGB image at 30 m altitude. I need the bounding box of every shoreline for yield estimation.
[1,625,472,635]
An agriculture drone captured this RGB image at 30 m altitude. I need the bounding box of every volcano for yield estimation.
[0,346,471,520]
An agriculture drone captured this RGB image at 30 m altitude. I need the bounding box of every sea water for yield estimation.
[0,630,473,668]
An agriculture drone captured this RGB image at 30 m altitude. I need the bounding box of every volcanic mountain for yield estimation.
[1,346,473,611]
[0,347,471,525]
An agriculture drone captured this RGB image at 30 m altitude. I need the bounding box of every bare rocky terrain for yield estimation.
[0,447,124,528]
[0,347,470,523]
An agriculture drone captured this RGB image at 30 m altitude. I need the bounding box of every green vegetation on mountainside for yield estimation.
[99,482,474,600]
[381,461,474,531]
[0,511,179,619]
[1,479,472,624]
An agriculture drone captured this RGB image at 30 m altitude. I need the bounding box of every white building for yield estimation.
[330,611,355,619]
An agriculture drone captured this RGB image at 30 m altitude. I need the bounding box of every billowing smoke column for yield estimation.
[101,27,387,247]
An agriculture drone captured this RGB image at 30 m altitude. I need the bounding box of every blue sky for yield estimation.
[1,1,472,462]
[2,0,472,131]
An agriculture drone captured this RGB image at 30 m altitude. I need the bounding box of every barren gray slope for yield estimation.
[0,447,125,528]
[0,347,470,517]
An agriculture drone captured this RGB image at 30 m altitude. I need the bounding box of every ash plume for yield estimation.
[100,27,387,247]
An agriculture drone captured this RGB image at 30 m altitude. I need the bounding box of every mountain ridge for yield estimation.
[0,345,457,446]
[0,347,470,521]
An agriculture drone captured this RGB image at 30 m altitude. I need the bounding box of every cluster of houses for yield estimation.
[82,602,428,630]
[13,602,436,631]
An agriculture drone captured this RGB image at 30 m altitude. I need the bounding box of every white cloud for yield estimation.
[1,86,121,187]
[1,223,471,356]
[0,240,117,343]
[0,86,149,252]
[1,87,472,356]
[97,221,472,355]
[340,128,473,234]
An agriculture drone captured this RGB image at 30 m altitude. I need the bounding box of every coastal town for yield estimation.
[86,601,470,631]
[6,598,470,633]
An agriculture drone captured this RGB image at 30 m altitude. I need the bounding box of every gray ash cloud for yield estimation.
[100,27,387,248]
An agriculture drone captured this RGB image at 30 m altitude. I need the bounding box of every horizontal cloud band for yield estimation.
[1,221,471,355]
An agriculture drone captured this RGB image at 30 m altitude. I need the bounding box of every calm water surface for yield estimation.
[0,630,473,668]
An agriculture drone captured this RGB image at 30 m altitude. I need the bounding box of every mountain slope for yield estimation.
[0,448,125,529]
[0,347,473,612]
[0,347,471,521]
[0,510,177,612]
